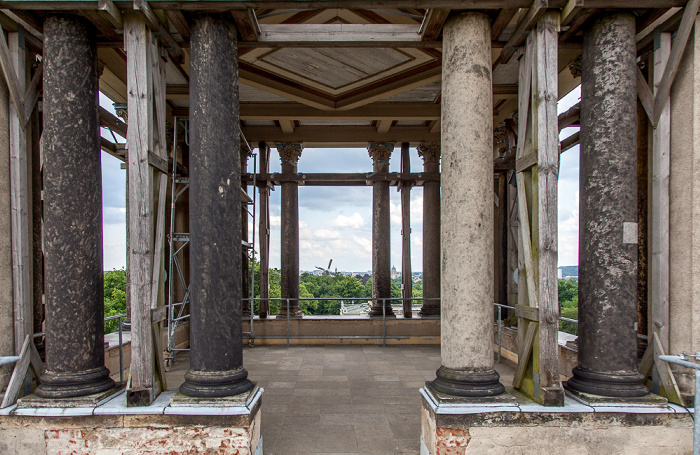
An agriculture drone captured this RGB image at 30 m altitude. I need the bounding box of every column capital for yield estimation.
[277,143,303,162]
[113,103,128,124]
[368,143,394,162]
[417,142,441,165]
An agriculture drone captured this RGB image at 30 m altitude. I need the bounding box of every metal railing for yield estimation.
[659,354,699,455]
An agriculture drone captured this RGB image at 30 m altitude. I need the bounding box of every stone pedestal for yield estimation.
[368,143,395,318]
[417,142,441,317]
[566,12,648,398]
[36,14,114,398]
[276,143,304,319]
[427,12,504,398]
[180,14,253,398]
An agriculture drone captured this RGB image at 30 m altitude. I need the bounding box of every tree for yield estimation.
[104,269,127,334]
[558,279,577,306]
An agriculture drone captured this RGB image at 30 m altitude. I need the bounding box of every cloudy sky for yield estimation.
[99,86,581,273]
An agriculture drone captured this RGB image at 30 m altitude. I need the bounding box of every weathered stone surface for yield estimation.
[37,14,114,398]
[418,142,441,317]
[368,143,394,318]
[277,143,303,319]
[0,428,45,455]
[430,12,503,397]
[181,13,253,397]
[569,12,647,398]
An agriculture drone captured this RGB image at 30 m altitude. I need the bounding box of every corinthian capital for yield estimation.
[277,143,303,162]
[417,142,441,165]
[368,143,394,162]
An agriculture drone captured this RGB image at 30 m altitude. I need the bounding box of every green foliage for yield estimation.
[558,279,579,335]
[104,269,127,334]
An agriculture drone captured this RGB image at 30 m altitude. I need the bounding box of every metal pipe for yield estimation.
[118,316,124,384]
[497,305,502,363]
[286,299,290,347]
[0,356,19,367]
[382,298,386,347]
[659,355,700,455]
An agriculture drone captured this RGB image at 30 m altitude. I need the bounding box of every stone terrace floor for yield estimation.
[167,345,517,455]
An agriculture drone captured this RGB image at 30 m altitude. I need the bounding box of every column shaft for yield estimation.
[418,142,441,317]
[369,144,394,318]
[36,15,114,398]
[567,13,647,397]
[277,144,303,318]
[428,12,504,397]
[181,14,253,397]
[241,146,251,318]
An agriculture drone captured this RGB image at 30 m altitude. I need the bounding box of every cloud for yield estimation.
[328,212,364,229]
[270,215,281,227]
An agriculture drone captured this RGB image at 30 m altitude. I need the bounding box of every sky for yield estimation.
[99,86,581,273]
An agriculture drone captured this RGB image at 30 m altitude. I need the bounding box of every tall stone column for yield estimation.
[417,142,441,317]
[276,143,303,319]
[427,12,504,397]
[180,14,254,397]
[35,15,114,398]
[566,13,648,398]
[241,143,252,318]
[368,143,395,318]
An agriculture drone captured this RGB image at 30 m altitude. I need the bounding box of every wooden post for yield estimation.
[494,172,508,308]
[258,141,270,318]
[8,31,32,356]
[400,142,412,318]
[651,32,671,359]
[534,11,562,402]
[125,12,156,406]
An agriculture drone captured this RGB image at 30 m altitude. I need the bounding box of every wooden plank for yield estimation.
[651,33,671,357]
[557,102,579,130]
[125,12,155,406]
[258,23,424,44]
[652,0,700,126]
[638,342,654,377]
[516,39,534,161]
[515,152,537,173]
[231,8,260,42]
[164,10,190,40]
[22,61,40,126]
[512,321,538,389]
[637,67,655,125]
[419,9,449,41]
[99,106,128,139]
[0,25,25,132]
[133,0,184,63]
[279,119,294,134]
[376,119,392,134]
[98,0,123,29]
[491,8,518,40]
[514,303,539,321]
[150,174,168,310]
[400,143,412,318]
[0,335,31,408]
[151,320,167,392]
[653,332,683,403]
[534,11,561,394]
[516,173,539,310]
[9,31,31,357]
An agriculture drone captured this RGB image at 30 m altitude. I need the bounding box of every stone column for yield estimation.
[35,15,114,398]
[427,12,504,397]
[566,13,648,398]
[180,14,254,397]
[276,143,303,319]
[241,143,252,318]
[417,142,441,317]
[368,143,395,318]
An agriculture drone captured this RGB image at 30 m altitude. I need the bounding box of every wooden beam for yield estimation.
[257,23,424,45]
[9,31,31,358]
[124,12,156,406]
[560,131,580,153]
[419,8,449,41]
[0,25,25,131]
[560,0,583,27]
[99,106,128,138]
[652,0,700,125]
[492,8,518,40]
[258,142,270,318]
[557,101,579,130]
[241,125,439,147]
[0,335,31,408]
[279,118,295,134]
[376,119,392,134]
[637,67,655,125]
[513,322,537,389]
[651,32,671,358]
[653,332,683,403]
[100,137,126,161]
[164,9,190,40]
[495,0,548,67]
[22,61,41,125]
[534,11,562,399]
[514,303,539,321]
[133,0,184,63]
[231,8,260,42]
[98,0,123,29]
[244,172,439,187]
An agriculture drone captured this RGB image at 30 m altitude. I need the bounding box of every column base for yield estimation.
[427,366,505,398]
[275,309,304,319]
[34,366,115,399]
[180,367,255,398]
[369,305,396,318]
[418,304,440,317]
[565,366,649,398]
